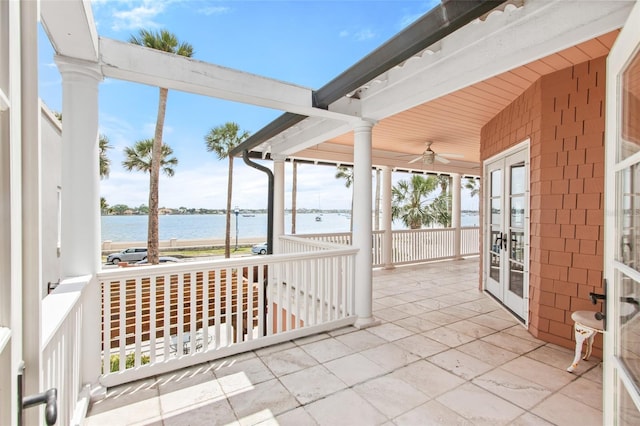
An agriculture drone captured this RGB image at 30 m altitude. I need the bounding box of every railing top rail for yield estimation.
[41,275,92,349]
[289,232,351,239]
[97,247,358,280]
[279,235,349,249]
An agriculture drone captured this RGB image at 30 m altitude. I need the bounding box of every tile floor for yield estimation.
[85,259,602,425]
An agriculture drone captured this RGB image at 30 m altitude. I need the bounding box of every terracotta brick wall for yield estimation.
[480,56,606,355]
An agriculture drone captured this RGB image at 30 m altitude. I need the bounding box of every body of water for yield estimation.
[101,212,480,242]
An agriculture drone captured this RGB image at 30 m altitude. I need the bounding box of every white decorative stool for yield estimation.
[566,310,604,372]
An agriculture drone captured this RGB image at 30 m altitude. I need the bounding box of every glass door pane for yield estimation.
[509,162,526,300]
[489,169,502,284]
[605,3,640,421]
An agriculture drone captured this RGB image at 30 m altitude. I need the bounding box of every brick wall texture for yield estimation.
[480,56,606,356]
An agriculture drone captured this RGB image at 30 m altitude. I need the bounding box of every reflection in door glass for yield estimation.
[618,166,640,272]
[511,196,525,228]
[509,263,524,297]
[510,232,525,263]
[617,271,640,389]
[490,228,501,282]
[492,199,501,225]
[620,47,640,161]
[619,374,640,424]
[491,170,501,197]
[511,163,525,195]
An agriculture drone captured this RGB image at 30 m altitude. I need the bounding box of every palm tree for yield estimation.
[391,174,440,229]
[464,177,481,198]
[100,197,108,214]
[204,122,250,258]
[122,138,178,177]
[99,134,112,179]
[434,174,452,227]
[122,139,178,251]
[335,165,354,232]
[129,29,193,264]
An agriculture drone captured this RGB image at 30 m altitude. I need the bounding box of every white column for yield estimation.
[352,120,379,329]
[18,2,41,424]
[272,155,286,254]
[452,173,462,260]
[381,166,394,269]
[55,56,103,396]
[56,56,102,277]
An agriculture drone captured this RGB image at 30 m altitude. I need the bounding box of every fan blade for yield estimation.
[407,156,422,164]
[439,153,464,159]
[435,155,450,164]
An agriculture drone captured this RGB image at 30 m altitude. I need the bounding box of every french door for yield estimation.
[604,0,640,423]
[484,143,529,321]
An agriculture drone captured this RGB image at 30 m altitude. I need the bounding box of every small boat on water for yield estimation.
[315,215,322,222]
[242,214,255,217]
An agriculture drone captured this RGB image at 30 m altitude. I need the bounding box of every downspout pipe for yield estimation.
[242,150,273,254]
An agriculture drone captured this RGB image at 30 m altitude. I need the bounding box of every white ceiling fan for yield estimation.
[407,141,463,165]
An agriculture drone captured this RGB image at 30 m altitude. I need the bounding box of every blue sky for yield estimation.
[38,0,479,211]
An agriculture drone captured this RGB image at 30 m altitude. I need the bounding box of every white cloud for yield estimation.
[339,30,349,38]
[354,29,375,42]
[198,6,230,16]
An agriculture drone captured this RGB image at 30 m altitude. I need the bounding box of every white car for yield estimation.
[251,242,268,255]
[106,247,147,264]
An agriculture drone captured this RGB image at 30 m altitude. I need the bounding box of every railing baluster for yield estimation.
[118,278,126,371]
[134,276,142,367]
[149,275,157,364]
[202,271,209,351]
[214,269,221,348]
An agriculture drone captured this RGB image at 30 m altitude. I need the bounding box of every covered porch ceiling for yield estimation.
[292,30,619,176]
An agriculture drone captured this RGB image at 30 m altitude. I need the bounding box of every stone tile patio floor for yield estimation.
[85,258,603,425]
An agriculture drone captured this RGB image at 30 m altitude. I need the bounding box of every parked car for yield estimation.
[251,242,268,255]
[135,256,180,265]
[106,248,148,264]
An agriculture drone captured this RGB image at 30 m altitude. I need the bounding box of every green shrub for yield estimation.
[108,352,150,373]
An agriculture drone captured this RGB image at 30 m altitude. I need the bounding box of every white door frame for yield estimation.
[483,139,530,323]
[604,0,640,422]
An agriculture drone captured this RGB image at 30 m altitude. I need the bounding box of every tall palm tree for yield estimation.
[99,134,112,179]
[204,122,250,258]
[129,29,193,264]
[335,165,354,232]
[391,174,440,229]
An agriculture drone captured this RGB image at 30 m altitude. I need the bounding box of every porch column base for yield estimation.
[383,264,395,270]
[354,316,381,329]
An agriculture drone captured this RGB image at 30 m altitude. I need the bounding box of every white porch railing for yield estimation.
[41,275,94,426]
[461,227,480,256]
[97,239,357,387]
[295,226,480,266]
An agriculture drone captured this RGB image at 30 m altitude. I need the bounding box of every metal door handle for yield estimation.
[590,292,606,304]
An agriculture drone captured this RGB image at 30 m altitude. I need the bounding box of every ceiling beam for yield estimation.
[40,0,99,61]
[268,118,354,156]
[99,38,355,121]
